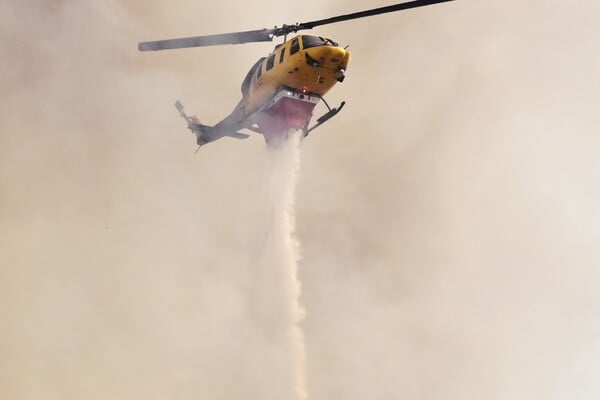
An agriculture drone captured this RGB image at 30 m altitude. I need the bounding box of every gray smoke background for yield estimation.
[1,0,599,399]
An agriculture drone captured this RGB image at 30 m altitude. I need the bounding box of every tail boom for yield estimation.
[175,100,249,147]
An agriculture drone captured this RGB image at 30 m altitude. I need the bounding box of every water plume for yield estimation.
[250,131,307,400]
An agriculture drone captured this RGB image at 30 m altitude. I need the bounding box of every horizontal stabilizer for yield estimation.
[226,131,250,139]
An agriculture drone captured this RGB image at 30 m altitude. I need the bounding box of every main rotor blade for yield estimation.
[138,0,454,51]
[297,0,454,31]
[138,29,273,51]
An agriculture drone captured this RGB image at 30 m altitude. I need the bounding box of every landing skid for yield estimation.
[304,97,346,136]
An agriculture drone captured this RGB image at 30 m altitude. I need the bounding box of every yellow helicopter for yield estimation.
[138,0,454,148]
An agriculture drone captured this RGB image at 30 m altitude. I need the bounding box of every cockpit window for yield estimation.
[279,47,285,63]
[301,35,338,49]
[290,38,300,55]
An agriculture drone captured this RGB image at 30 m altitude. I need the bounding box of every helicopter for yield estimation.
[138,0,454,149]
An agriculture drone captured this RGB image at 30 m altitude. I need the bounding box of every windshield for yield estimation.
[301,35,338,49]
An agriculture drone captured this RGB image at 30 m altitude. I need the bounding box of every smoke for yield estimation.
[2,0,600,399]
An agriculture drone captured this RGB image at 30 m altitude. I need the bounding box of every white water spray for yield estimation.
[251,131,307,400]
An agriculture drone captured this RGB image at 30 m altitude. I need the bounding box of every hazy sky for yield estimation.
[1,1,599,399]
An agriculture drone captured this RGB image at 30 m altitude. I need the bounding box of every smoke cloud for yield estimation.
[2,0,600,399]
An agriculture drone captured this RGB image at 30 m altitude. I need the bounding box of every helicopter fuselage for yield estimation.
[242,35,350,115]
[196,34,350,145]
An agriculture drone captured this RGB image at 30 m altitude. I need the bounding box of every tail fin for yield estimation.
[175,100,211,146]
[175,100,192,125]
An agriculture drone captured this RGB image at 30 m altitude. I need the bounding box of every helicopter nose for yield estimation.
[329,47,350,71]
[307,46,349,70]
